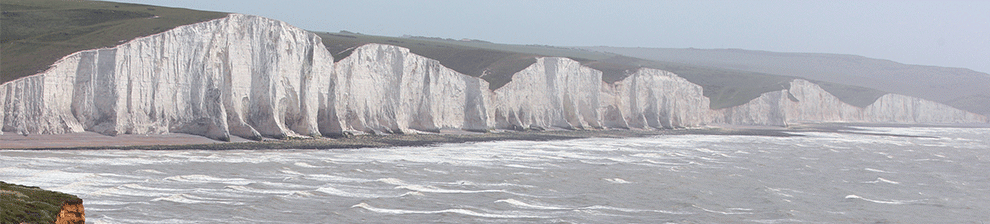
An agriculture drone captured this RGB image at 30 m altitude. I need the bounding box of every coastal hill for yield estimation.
[583,47,990,116]
[0,1,985,141]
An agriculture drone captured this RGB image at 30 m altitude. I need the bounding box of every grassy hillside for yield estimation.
[1,0,227,84]
[584,46,987,114]
[1,181,82,224]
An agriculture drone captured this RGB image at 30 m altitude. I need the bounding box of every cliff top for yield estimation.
[1,181,82,224]
[0,0,227,84]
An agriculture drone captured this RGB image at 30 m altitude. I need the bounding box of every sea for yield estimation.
[2,126,988,223]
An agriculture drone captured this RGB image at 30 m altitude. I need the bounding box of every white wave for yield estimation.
[85,200,141,206]
[844,195,919,205]
[864,168,894,173]
[863,177,901,185]
[304,174,374,183]
[377,178,408,185]
[294,162,323,168]
[151,193,242,205]
[585,205,693,215]
[604,178,631,184]
[136,169,166,174]
[315,186,397,198]
[495,199,692,215]
[693,205,754,215]
[163,174,253,185]
[90,185,177,197]
[352,203,545,219]
[280,169,305,176]
[495,199,569,210]
[504,164,544,169]
[226,185,300,195]
[397,184,505,194]
[442,180,536,189]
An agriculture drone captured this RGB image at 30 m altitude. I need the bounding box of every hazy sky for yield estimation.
[114,0,989,73]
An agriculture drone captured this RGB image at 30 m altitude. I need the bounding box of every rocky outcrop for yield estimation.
[56,201,85,224]
[2,14,985,141]
[718,79,987,125]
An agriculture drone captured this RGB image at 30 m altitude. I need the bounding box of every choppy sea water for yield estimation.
[2,127,989,223]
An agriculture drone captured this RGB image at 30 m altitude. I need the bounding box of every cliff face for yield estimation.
[718,79,987,125]
[55,201,85,224]
[2,14,985,141]
[493,58,602,130]
[605,69,714,129]
[0,14,333,140]
[327,44,492,135]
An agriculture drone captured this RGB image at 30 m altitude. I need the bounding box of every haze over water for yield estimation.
[2,126,988,223]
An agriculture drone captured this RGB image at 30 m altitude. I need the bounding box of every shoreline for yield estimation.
[2,123,986,150]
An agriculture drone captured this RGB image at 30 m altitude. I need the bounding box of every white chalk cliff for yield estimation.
[717,79,988,125]
[2,14,985,140]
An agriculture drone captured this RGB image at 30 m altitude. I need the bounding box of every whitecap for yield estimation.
[504,164,545,169]
[136,169,166,174]
[351,203,545,219]
[844,195,918,205]
[864,168,893,173]
[377,178,407,185]
[693,205,753,215]
[151,193,242,205]
[163,174,253,185]
[604,178,631,184]
[315,186,397,198]
[495,199,569,210]
[396,184,505,194]
[863,177,901,185]
[226,185,299,195]
[294,162,323,168]
[585,205,693,215]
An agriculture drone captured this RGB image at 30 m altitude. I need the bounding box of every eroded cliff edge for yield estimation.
[1,14,985,140]
[1,181,85,224]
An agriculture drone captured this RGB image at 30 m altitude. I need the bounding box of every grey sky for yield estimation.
[114,0,989,73]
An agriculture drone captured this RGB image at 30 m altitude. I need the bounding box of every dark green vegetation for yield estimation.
[586,47,988,114]
[1,0,227,84]
[1,181,82,224]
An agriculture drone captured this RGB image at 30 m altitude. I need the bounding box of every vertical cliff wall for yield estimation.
[0,14,334,140]
[605,68,714,129]
[326,44,492,135]
[493,58,602,130]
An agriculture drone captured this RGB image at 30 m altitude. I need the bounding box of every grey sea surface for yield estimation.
[2,126,988,223]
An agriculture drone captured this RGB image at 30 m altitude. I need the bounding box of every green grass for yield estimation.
[1,181,82,224]
[1,0,227,84]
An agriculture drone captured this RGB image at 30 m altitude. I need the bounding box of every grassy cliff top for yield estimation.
[1,0,227,84]
[1,181,82,224]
